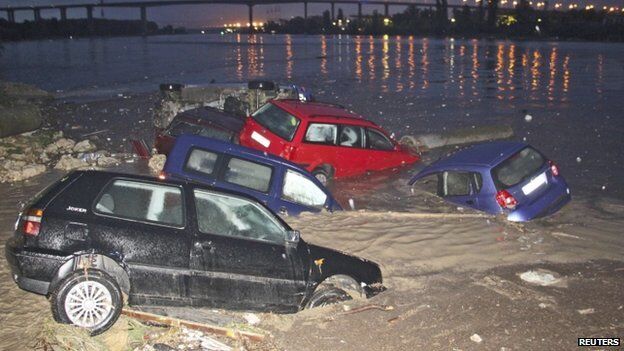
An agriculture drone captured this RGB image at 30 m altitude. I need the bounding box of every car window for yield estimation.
[194,189,286,244]
[167,121,200,137]
[367,128,394,151]
[338,125,365,148]
[197,126,233,141]
[223,157,272,193]
[305,123,337,145]
[443,171,474,197]
[492,147,545,189]
[251,103,300,141]
[282,170,327,207]
[94,179,184,227]
[185,148,218,176]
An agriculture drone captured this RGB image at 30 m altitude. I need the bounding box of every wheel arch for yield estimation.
[49,253,130,296]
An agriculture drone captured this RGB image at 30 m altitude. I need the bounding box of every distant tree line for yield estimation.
[263,4,624,41]
[0,18,186,41]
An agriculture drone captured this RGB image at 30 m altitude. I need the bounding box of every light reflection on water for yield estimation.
[1,34,623,197]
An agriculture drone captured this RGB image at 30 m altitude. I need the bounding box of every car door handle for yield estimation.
[194,241,213,251]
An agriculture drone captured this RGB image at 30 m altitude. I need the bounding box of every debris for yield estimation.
[399,125,513,151]
[519,269,561,286]
[54,138,76,153]
[96,156,120,167]
[243,313,260,326]
[470,333,483,343]
[551,232,582,240]
[339,304,394,316]
[524,114,533,122]
[121,309,265,342]
[148,154,167,173]
[577,308,595,315]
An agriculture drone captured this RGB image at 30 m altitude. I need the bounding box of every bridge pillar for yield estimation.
[331,2,335,20]
[34,8,41,21]
[357,2,362,23]
[59,7,67,21]
[7,9,15,23]
[86,5,93,21]
[384,3,389,17]
[140,6,147,34]
[248,4,254,32]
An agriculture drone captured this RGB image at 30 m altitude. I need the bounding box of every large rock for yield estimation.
[0,105,42,138]
[148,154,167,173]
[97,156,119,168]
[3,164,46,182]
[54,155,89,171]
[54,138,76,153]
[73,140,96,153]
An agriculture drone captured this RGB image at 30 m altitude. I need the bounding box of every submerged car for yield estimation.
[408,141,571,221]
[6,171,382,335]
[162,134,342,216]
[155,106,243,155]
[239,99,420,184]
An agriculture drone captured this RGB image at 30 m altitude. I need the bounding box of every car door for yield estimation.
[334,124,369,177]
[90,178,191,301]
[365,128,404,171]
[440,171,482,208]
[293,122,339,173]
[188,188,305,311]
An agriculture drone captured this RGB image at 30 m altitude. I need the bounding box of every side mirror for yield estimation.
[286,230,300,245]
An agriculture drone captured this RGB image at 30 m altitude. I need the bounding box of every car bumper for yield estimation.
[507,183,571,222]
[5,237,66,295]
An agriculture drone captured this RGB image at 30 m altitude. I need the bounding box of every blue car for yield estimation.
[163,134,342,216]
[408,141,571,222]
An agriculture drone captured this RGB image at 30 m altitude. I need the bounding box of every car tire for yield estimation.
[312,167,331,186]
[305,286,352,308]
[50,269,122,336]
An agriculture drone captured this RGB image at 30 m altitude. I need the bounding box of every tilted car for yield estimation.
[162,135,342,217]
[5,171,383,335]
[408,141,571,221]
[239,99,420,184]
[155,106,244,155]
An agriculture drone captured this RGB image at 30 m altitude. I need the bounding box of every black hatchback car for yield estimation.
[6,171,383,335]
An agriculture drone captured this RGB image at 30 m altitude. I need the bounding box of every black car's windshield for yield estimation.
[251,103,300,141]
[492,147,545,189]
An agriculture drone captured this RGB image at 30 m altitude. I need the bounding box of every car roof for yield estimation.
[72,170,265,205]
[173,106,244,131]
[271,99,378,126]
[172,134,314,173]
[429,141,528,169]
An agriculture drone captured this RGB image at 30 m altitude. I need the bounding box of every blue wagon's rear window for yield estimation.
[492,147,545,189]
[251,103,300,141]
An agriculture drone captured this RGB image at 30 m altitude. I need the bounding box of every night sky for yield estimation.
[1,0,622,27]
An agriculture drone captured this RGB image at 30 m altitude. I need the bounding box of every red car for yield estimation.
[239,99,420,184]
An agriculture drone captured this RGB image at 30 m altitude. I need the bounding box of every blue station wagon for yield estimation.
[163,135,342,217]
[408,141,571,222]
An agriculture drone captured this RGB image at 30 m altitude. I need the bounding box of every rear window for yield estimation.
[94,179,184,227]
[168,120,233,141]
[492,147,545,189]
[223,157,272,193]
[251,103,300,141]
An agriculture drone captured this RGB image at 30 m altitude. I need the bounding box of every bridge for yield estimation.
[0,0,488,31]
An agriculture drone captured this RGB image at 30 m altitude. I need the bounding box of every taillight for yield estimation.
[22,208,43,236]
[549,160,559,176]
[496,190,517,210]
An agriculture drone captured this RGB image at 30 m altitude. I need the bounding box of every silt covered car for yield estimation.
[6,171,383,335]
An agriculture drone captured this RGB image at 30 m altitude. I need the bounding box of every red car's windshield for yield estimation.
[251,103,300,141]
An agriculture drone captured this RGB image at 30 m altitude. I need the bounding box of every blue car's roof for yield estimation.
[170,134,311,173]
[429,141,528,169]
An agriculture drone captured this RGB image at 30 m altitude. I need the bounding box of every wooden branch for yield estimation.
[121,308,265,342]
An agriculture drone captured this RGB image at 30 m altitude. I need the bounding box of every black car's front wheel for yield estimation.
[50,269,122,336]
[306,286,352,308]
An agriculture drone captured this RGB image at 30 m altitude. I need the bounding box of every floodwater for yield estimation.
[1,34,624,349]
[2,34,623,198]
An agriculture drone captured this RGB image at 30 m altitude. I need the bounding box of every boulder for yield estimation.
[44,143,59,155]
[73,140,96,153]
[4,164,46,182]
[54,155,89,171]
[54,138,76,153]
